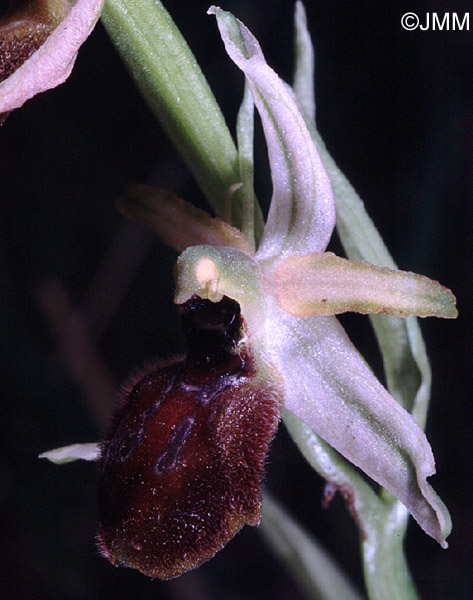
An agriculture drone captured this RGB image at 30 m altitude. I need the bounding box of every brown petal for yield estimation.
[117,184,255,254]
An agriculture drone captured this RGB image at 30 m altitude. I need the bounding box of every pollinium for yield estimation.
[97,296,282,579]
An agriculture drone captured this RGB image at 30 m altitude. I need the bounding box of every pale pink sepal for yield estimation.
[209,7,335,261]
[0,0,104,113]
[263,304,451,547]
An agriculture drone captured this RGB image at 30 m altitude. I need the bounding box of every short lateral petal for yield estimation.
[274,252,458,318]
[209,7,335,261]
[0,0,104,113]
[118,184,254,254]
[263,302,451,547]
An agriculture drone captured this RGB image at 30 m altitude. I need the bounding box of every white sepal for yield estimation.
[209,7,335,261]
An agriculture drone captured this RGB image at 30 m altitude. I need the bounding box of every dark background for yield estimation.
[1,0,472,598]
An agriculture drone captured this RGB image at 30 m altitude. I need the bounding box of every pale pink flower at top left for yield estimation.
[0,0,104,118]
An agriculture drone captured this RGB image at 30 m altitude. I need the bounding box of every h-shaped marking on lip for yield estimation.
[153,415,196,475]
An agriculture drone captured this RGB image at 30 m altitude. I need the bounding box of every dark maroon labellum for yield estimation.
[97,296,282,579]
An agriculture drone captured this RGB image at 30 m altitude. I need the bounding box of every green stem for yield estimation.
[361,498,418,600]
[283,410,419,599]
[101,0,263,233]
[261,493,365,600]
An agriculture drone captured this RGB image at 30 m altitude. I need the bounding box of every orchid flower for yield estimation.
[0,0,103,119]
[38,1,457,591]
